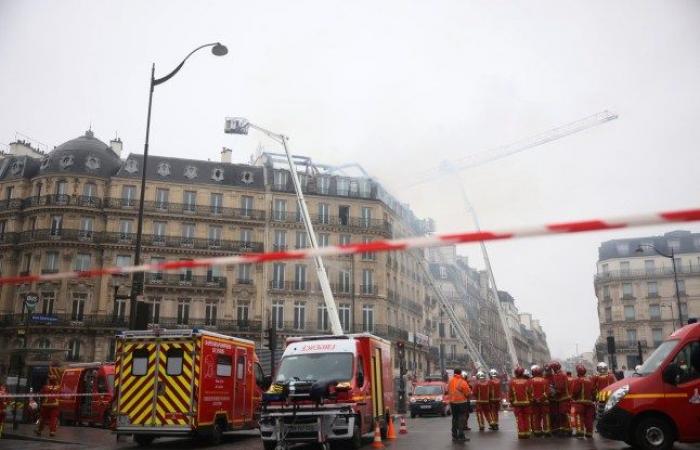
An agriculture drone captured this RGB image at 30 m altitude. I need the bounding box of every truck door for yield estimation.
[371,347,384,421]
[233,348,248,423]
[116,342,157,426]
[80,369,95,422]
[664,339,700,440]
[154,340,195,427]
[95,373,111,426]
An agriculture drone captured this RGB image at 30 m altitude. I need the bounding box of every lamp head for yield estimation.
[212,43,228,56]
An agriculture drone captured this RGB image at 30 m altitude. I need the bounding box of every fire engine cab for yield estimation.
[597,321,700,450]
[114,328,267,446]
[259,333,394,450]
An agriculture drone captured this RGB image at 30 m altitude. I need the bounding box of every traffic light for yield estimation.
[606,336,616,354]
[266,326,277,350]
[396,341,405,360]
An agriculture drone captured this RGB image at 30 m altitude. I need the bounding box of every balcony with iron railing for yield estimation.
[269,211,391,234]
[105,198,266,221]
[271,180,375,200]
[268,280,311,292]
[23,194,102,209]
[595,265,700,283]
[0,232,19,245]
[102,232,264,253]
[0,198,23,212]
[19,229,99,244]
[595,340,650,353]
[143,273,226,289]
[267,321,408,340]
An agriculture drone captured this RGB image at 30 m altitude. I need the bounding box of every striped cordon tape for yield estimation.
[1,207,698,286]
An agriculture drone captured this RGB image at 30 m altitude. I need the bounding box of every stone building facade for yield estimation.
[594,230,700,369]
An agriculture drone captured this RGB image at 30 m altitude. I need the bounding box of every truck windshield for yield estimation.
[276,353,353,383]
[638,339,679,375]
[414,385,443,395]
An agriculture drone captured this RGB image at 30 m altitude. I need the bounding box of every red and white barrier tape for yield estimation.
[1,207,698,286]
[0,393,101,399]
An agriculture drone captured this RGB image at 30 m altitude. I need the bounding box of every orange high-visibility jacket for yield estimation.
[448,375,471,404]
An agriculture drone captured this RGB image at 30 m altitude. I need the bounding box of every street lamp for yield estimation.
[129,42,228,330]
[635,244,684,330]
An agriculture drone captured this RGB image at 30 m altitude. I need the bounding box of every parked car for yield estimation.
[409,380,450,418]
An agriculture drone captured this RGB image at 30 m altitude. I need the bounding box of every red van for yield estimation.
[409,381,450,418]
[58,362,115,427]
[596,322,700,450]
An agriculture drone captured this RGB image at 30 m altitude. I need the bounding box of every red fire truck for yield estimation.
[597,321,700,450]
[259,333,395,450]
[58,362,115,427]
[114,328,268,446]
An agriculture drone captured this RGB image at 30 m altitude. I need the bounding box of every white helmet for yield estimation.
[523,369,531,378]
[489,369,498,378]
[596,362,608,374]
[476,371,486,380]
[462,371,469,378]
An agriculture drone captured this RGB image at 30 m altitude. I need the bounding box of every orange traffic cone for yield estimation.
[372,420,385,448]
[387,415,397,440]
[399,415,408,434]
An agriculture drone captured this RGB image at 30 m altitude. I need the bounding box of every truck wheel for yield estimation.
[102,411,112,429]
[209,421,224,445]
[634,416,674,450]
[133,435,155,446]
[262,441,277,450]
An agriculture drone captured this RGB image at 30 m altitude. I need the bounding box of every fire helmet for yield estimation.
[531,365,542,377]
[488,368,498,378]
[576,364,587,376]
[596,362,608,374]
[550,361,561,372]
[476,371,486,380]
[514,366,525,377]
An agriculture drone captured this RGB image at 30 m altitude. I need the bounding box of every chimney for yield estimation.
[221,147,232,163]
[110,138,123,157]
[9,140,41,158]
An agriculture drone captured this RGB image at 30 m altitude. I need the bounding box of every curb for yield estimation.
[2,432,82,445]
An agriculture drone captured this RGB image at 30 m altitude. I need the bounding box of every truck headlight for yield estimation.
[435,396,443,402]
[409,397,416,403]
[604,385,629,413]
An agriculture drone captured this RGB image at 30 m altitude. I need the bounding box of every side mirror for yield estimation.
[662,363,679,385]
[357,371,364,388]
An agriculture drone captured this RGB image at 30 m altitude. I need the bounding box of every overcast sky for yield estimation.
[1,0,699,358]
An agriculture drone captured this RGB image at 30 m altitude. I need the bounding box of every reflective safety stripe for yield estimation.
[626,393,688,399]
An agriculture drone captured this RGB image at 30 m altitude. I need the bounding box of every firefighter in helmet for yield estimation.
[35,374,60,437]
[508,366,532,439]
[551,361,572,436]
[473,371,492,431]
[487,368,501,430]
[530,365,551,437]
[570,364,596,438]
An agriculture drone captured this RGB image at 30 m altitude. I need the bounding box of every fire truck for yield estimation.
[259,333,394,450]
[114,328,268,445]
[596,321,700,450]
[58,362,115,427]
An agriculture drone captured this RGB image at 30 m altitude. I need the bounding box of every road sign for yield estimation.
[24,293,39,312]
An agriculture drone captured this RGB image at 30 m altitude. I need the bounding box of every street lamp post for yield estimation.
[660,303,676,332]
[636,244,684,330]
[128,42,228,330]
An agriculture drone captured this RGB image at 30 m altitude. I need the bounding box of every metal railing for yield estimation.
[269,211,391,234]
[595,265,700,282]
[0,198,23,211]
[102,232,264,252]
[144,273,227,289]
[105,197,266,221]
[23,194,102,209]
[268,280,310,292]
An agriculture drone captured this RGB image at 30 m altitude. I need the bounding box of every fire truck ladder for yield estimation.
[417,257,486,369]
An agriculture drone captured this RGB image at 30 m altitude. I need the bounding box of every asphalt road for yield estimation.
[2,412,698,450]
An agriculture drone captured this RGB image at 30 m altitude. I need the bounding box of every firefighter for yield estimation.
[508,366,532,439]
[570,364,596,438]
[551,361,572,437]
[593,362,616,407]
[543,362,557,434]
[0,377,7,438]
[35,374,60,437]
[447,367,471,442]
[530,365,551,437]
[487,368,501,430]
[473,371,492,431]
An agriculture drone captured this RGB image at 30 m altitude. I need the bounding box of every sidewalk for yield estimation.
[2,422,113,445]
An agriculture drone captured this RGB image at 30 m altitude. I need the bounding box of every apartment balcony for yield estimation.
[359,284,378,296]
[269,212,391,235]
[0,232,19,245]
[268,280,310,293]
[153,317,262,333]
[102,232,263,253]
[271,181,375,201]
[0,313,130,329]
[266,322,408,341]
[105,197,266,221]
[19,229,98,244]
[0,198,23,212]
[595,340,649,353]
[23,194,102,209]
[595,266,700,283]
[144,273,226,290]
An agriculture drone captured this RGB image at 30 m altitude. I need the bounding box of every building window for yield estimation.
[83,182,96,200]
[238,264,251,284]
[622,283,633,299]
[677,279,686,295]
[80,217,94,238]
[318,233,330,247]
[361,207,372,227]
[317,176,330,194]
[5,186,14,199]
[183,191,197,212]
[273,171,288,190]
[114,296,127,321]
[293,301,305,330]
[318,203,329,224]
[273,199,287,221]
[205,300,217,326]
[122,185,136,206]
[179,259,193,282]
[182,223,195,246]
[67,339,81,362]
[626,355,641,368]
[0,220,5,240]
[362,304,374,332]
[358,179,371,198]
[71,293,87,321]
[153,221,166,243]
[644,260,655,273]
[450,344,456,360]
[626,328,637,343]
[116,255,132,270]
[438,322,445,338]
[50,215,62,236]
[603,285,610,300]
[362,269,374,295]
[56,180,68,197]
[317,304,329,331]
[177,299,190,325]
[450,324,457,338]
[294,264,307,290]
[652,328,664,346]
[649,304,661,320]
[22,253,31,273]
[272,300,284,329]
[149,297,161,323]
[44,251,59,273]
[41,292,55,315]
[236,302,249,324]
[337,178,349,196]
[338,303,351,332]
[240,228,252,244]
[361,237,375,260]
[119,219,133,237]
[647,281,658,297]
[155,188,169,209]
[624,305,635,321]
[339,270,351,294]
[240,196,253,216]
[604,306,612,322]
[208,226,222,247]
[274,230,287,250]
[210,193,223,214]
[75,253,91,271]
[339,234,351,246]
[620,261,630,274]
[272,263,285,289]
[295,231,307,249]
